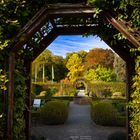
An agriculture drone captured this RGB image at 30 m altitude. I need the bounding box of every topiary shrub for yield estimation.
[91,101,119,126]
[112,92,125,99]
[32,84,43,95]
[88,81,126,98]
[100,88,112,98]
[107,131,127,140]
[40,100,69,125]
[115,116,126,127]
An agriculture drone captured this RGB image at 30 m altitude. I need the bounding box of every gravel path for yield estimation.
[31,101,126,140]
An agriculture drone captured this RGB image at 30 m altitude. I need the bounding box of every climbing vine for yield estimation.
[0,70,7,139]
[129,48,140,140]
[0,41,8,139]
[13,70,26,140]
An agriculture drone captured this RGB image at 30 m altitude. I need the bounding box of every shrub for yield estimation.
[100,88,112,98]
[116,116,126,127]
[112,92,125,99]
[89,81,126,98]
[107,131,126,140]
[45,87,57,100]
[52,96,74,101]
[111,101,126,114]
[32,84,43,95]
[91,101,119,126]
[40,100,69,125]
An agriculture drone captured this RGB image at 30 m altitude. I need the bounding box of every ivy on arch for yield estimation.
[0,1,140,140]
[74,77,88,95]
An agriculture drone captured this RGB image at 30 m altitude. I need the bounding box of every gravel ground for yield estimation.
[31,101,126,140]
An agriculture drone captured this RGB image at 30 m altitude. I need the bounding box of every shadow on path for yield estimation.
[31,102,126,140]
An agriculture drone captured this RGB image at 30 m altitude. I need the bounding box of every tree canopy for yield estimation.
[84,48,114,69]
[88,0,140,30]
[32,49,67,82]
[66,53,84,82]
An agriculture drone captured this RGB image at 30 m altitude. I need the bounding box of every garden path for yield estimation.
[31,101,126,140]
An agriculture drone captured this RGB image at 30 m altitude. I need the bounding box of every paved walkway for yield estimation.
[31,102,126,140]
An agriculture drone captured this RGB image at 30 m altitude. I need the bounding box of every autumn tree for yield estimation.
[64,50,87,64]
[64,52,76,65]
[77,50,87,62]
[66,53,84,82]
[84,48,114,69]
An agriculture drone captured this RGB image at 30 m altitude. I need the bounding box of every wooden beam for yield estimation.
[7,3,139,55]
[8,4,95,52]
[50,19,57,28]
[7,52,15,140]
[105,13,140,48]
[47,4,94,18]
[11,15,50,52]
[48,8,94,18]
[56,26,96,35]
[47,3,93,9]
[32,29,58,61]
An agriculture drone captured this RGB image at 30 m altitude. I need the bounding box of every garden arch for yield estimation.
[74,78,88,95]
[4,3,140,140]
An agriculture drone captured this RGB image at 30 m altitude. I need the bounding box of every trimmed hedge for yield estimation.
[88,81,126,97]
[40,100,69,125]
[52,96,74,101]
[91,99,126,127]
[91,101,122,126]
[108,131,126,140]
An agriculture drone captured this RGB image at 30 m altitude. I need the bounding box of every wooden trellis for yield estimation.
[5,3,140,140]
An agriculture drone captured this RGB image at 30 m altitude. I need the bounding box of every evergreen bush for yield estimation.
[32,84,43,95]
[107,131,126,140]
[116,116,126,127]
[91,101,120,126]
[88,82,126,98]
[40,100,69,125]
[112,92,125,99]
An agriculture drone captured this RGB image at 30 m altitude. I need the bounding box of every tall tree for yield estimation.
[32,49,53,81]
[66,53,84,82]
[32,50,68,82]
[84,66,116,82]
[77,50,87,62]
[113,54,126,82]
[84,48,114,69]
[52,56,68,81]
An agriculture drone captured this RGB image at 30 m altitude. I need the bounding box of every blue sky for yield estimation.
[47,35,110,58]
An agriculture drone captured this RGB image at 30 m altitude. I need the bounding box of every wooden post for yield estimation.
[2,61,7,114]
[7,52,15,140]
[126,59,135,140]
[24,59,32,140]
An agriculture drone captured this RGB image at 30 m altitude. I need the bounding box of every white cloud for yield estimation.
[47,35,110,57]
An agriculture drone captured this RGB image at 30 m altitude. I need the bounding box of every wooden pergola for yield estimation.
[4,3,140,140]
